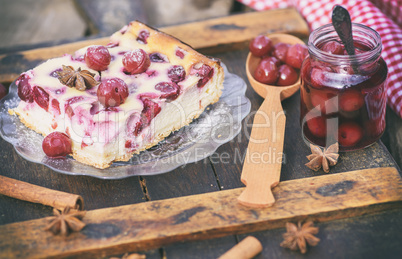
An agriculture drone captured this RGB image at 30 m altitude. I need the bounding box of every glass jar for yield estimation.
[300,23,388,151]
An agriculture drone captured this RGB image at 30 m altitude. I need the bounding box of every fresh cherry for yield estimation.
[306,115,327,138]
[285,43,308,69]
[339,89,364,112]
[273,42,289,63]
[168,65,186,83]
[155,82,180,100]
[97,78,129,107]
[33,86,49,111]
[262,56,281,67]
[84,45,111,71]
[254,58,279,85]
[123,49,151,74]
[249,35,273,57]
[42,132,72,158]
[277,64,298,86]
[338,122,363,146]
[321,41,344,55]
[0,83,7,100]
[17,74,34,103]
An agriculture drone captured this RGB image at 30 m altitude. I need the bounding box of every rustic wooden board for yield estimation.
[1,167,401,259]
[0,8,309,84]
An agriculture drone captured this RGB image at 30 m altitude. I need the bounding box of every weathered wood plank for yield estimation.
[0,138,147,225]
[142,159,238,259]
[0,8,309,84]
[0,167,401,259]
[239,209,402,258]
[160,8,309,53]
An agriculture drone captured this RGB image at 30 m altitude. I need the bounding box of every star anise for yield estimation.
[57,65,98,91]
[305,142,339,173]
[44,206,86,236]
[280,221,320,254]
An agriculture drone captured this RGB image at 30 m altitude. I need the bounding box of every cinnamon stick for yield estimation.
[218,236,263,259]
[0,175,84,210]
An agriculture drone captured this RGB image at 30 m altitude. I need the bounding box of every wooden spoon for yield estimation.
[238,34,305,207]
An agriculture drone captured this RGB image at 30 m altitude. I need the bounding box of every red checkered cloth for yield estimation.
[238,0,402,118]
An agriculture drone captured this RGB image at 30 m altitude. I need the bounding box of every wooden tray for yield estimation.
[1,167,401,258]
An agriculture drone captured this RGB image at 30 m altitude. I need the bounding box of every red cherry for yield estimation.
[125,140,138,151]
[286,43,308,69]
[277,64,298,86]
[310,90,337,114]
[338,122,363,147]
[321,41,344,55]
[310,67,327,89]
[191,64,214,88]
[134,99,161,136]
[97,78,129,107]
[84,45,111,71]
[262,56,281,67]
[51,99,61,115]
[155,82,180,101]
[0,83,7,100]
[273,42,290,63]
[137,29,150,44]
[142,99,161,122]
[339,89,364,112]
[254,58,279,85]
[33,86,49,111]
[149,52,168,63]
[306,116,327,138]
[175,48,185,59]
[249,35,273,57]
[42,132,72,158]
[168,65,186,83]
[17,74,34,103]
[64,96,85,118]
[123,49,151,74]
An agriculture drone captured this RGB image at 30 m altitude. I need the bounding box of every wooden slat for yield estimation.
[1,167,401,259]
[0,8,309,84]
[161,8,309,53]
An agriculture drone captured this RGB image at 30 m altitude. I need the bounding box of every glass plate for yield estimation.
[0,64,251,179]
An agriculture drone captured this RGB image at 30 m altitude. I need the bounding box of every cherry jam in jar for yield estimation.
[300,23,387,151]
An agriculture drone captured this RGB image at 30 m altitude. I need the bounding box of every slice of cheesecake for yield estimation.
[10,21,224,169]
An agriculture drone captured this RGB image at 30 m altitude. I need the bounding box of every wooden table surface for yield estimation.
[1,1,402,258]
